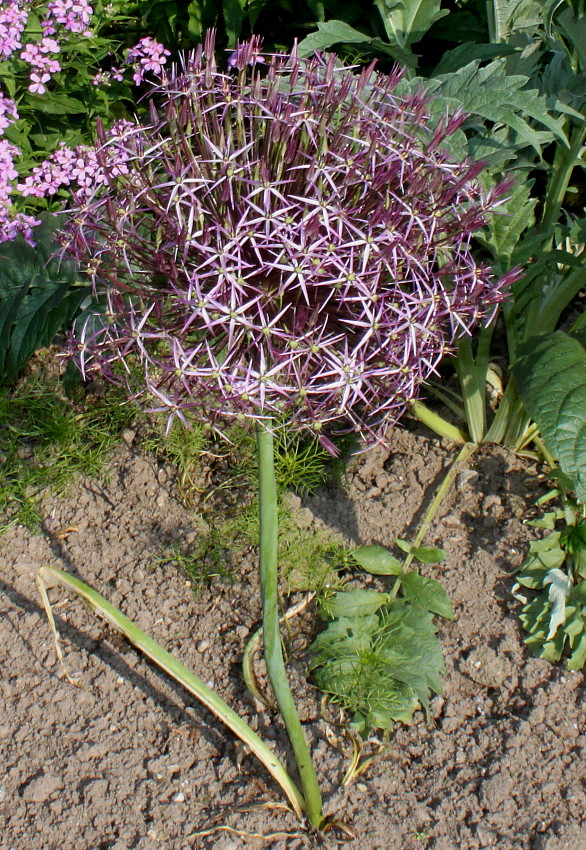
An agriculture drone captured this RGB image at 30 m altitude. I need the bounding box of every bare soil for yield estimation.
[1,421,585,850]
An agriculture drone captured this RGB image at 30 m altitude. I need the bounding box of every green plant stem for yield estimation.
[541,122,586,236]
[402,442,478,572]
[410,400,468,444]
[36,566,306,819]
[256,420,323,829]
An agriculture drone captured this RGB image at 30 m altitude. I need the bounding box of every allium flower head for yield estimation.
[66,31,515,451]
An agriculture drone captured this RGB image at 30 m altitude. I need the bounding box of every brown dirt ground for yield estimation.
[1,420,585,850]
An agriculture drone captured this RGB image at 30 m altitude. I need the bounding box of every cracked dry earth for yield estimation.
[1,421,585,850]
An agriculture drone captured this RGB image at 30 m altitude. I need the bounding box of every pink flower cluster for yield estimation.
[0,92,40,243]
[126,37,171,85]
[17,121,134,199]
[0,94,18,133]
[66,34,518,447]
[0,1,91,94]
[0,0,29,59]
[0,0,171,244]
[43,0,92,37]
[21,37,62,94]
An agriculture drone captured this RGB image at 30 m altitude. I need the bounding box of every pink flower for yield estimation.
[29,72,51,94]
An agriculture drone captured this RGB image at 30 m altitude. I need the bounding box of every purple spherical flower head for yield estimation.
[65,31,517,453]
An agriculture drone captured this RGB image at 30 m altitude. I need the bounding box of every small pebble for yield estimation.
[120,428,136,446]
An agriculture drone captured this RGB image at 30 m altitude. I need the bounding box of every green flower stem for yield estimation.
[402,441,478,572]
[541,122,586,237]
[256,420,324,829]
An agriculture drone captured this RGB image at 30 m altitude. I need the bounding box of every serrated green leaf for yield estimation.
[297,20,416,66]
[536,630,566,661]
[351,544,403,575]
[310,596,445,734]
[477,179,537,267]
[401,59,570,157]
[321,589,388,619]
[513,332,586,501]
[520,595,552,632]
[568,630,586,670]
[488,0,545,42]
[564,609,584,640]
[570,580,586,606]
[527,511,560,529]
[556,5,586,71]
[401,571,454,619]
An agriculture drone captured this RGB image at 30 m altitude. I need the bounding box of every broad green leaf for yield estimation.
[297,21,416,66]
[394,538,445,563]
[310,597,445,733]
[24,92,87,114]
[409,546,446,564]
[568,630,586,670]
[529,530,563,552]
[556,5,586,71]
[513,332,586,501]
[432,43,518,76]
[351,544,403,575]
[374,0,449,48]
[401,572,454,619]
[322,589,388,619]
[223,0,245,46]
[0,215,89,384]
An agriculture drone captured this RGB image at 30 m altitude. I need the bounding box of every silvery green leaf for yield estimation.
[543,568,572,639]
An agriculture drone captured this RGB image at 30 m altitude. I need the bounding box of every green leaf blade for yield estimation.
[352,544,403,575]
[401,572,454,619]
[513,331,586,501]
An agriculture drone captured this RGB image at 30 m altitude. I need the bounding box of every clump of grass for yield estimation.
[149,421,349,596]
[0,371,135,532]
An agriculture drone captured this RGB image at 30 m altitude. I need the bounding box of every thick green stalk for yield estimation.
[410,400,468,444]
[541,122,586,237]
[256,420,324,829]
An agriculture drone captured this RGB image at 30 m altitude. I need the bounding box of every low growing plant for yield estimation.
[311,541,453,736]
[513,491,586,670]
[0,368,134,531]
[38,34,517,830]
